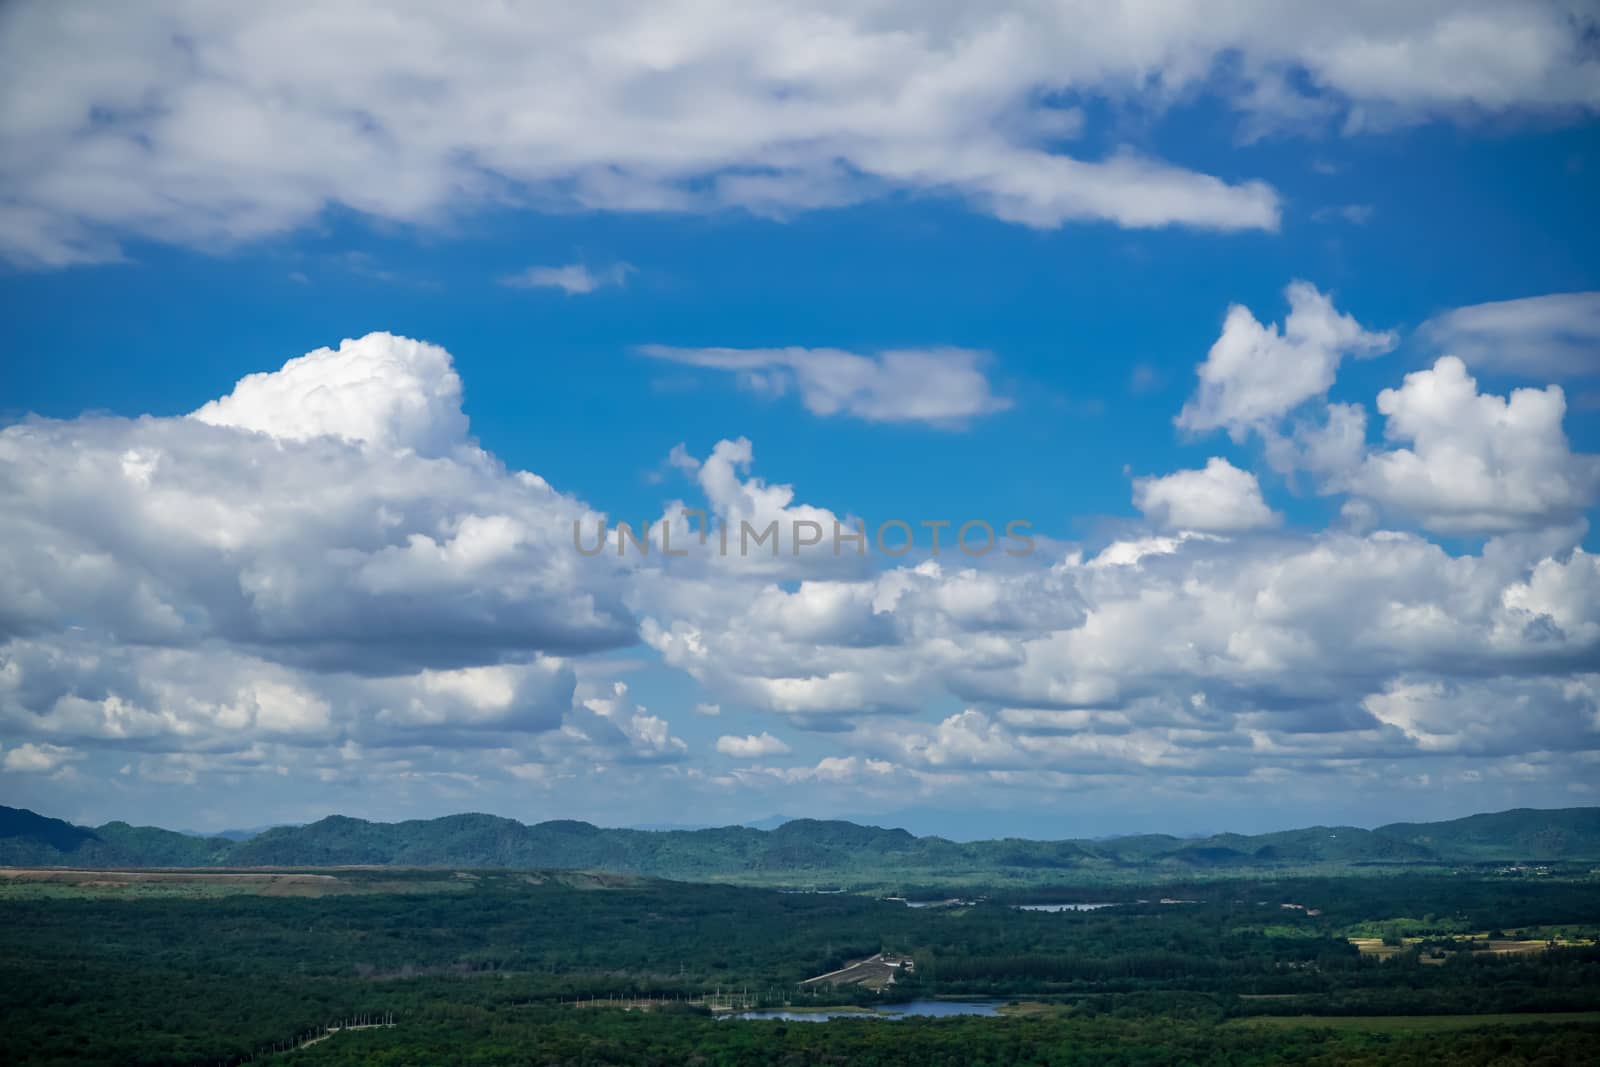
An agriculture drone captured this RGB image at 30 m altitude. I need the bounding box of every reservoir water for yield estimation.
[727,999,1003,1022]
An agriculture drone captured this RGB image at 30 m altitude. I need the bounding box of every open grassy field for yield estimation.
[0,865,652,898]
[1349,932,1597,965]
[1232,1011,1600,1033]
[0,866,509,898]
[1347,936,1409,959]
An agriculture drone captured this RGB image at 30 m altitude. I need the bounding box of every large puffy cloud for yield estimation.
[1184,281,1600,537]
[1282,357,1600,534]
[1177,281,1396,437]
[1422,291,1600,380]
[0,637,576,750]
[0,332,633,669]
[1352,357,1600,533]
[640,436,877,583]
[1133,457,1280,532]
[191,334,469,455]
[839,668,1600,782]
[639,555,1091,720]
[637,492,1600,771]
[0,332,648,773]
[1362,675,1600,757]
[636,426,1595,743]
[955,534,1600,712]
[639,346,1010,426]
[5,2,1599,266]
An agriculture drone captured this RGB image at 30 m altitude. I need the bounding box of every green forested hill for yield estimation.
[1183,826,1438,865]
[1377,807,1600,862]
[93,821,236,866]
[0,805,103,864]
[0,807,232,867]
[3,804,1598,880]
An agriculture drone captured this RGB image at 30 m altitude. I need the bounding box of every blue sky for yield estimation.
[2,2,1599,838]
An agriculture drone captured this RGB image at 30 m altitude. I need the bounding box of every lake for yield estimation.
[727,999,1004,1022]
[1013,902,1117,912]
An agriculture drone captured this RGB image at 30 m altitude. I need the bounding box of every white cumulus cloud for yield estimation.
[1349,356,1600,534]
[715,732,792,759]
[1,741,81,774]
[192,332,469,456]
[1177,281,1396,438]
[1133,458,1281,532]
[0,331,640,773]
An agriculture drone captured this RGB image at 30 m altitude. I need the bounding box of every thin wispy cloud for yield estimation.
[638,345,1011,427]
[501,263,633,295]
[1422,291,1600,380]
[1311,204,1374,225]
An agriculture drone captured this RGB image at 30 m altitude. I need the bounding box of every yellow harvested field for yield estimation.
[0,867,470,897]
[0,867,338,888]
[1350,934,1594,960]
[1349,937,1407,958]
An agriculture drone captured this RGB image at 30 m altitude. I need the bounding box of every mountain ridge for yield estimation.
[3,804,1598,880]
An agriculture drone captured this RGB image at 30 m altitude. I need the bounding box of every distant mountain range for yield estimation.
[3,804,1598,882]
[176,824,288,842]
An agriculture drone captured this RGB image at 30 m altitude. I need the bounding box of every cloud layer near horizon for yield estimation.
[2,323,1597,825]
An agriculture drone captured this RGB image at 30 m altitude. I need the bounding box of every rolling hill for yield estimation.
[3,804,1597,882]
[1377,807,1600,862]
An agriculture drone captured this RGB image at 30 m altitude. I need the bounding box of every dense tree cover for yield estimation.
[6,804,1600,885]
[1,870,1597,1064]
[989,874,1600,926]
[275,1006,1600,1067]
